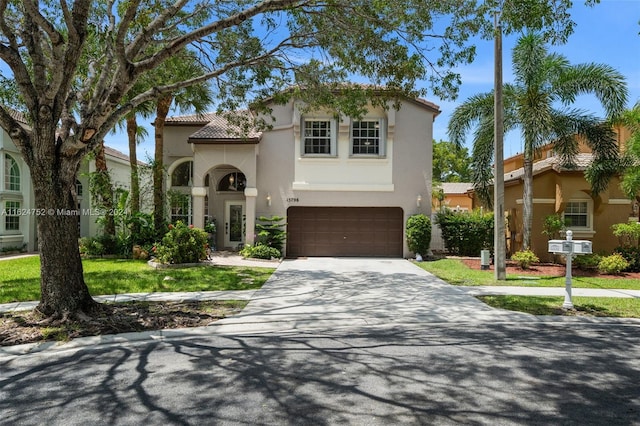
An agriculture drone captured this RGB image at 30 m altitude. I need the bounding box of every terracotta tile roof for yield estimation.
[188,111,262,142]
[5,107,28,124]
[164,112,220,125]
[438,182,474,194]
[505,153,594,182]
[104,146,146,165]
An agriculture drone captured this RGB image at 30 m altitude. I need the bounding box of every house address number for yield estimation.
[286,197,299,203]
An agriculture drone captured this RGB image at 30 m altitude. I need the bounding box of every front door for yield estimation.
[224,200,246,248]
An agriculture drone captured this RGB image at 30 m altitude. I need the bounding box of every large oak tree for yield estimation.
[0,0,587,319]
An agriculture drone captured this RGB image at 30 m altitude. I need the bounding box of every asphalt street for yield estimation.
[1,258,639,425]
[1,322,639,425]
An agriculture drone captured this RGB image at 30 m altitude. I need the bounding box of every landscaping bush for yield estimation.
[435,209,493,256]
[613,246,640,272]
[240,243,281,260]
[573,253,602,271]
[598,253,630,275]
[255,216,286,252]
[406,214,432,256]
[510,250,539,269]
[152,221,208,264]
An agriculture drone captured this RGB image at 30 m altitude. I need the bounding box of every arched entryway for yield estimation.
[202,165,248,250]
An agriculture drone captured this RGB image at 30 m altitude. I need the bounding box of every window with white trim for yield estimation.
[4,154,20,191]
[351,119,385,156]
[564,201,588,228]
[302,119,336,155]
[4,200,20,231]
[169,192,191,224]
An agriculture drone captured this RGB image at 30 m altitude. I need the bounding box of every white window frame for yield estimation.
[350,118,386,157]
[563,198,593,232]
[4,200,21,232]
[4,154,20,192]
[301,118,337,157]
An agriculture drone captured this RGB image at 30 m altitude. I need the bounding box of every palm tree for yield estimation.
[618,102,640,219]
[151,51,213,234]
[448,33,627,250]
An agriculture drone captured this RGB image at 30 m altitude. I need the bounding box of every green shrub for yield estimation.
[614,246,640,272]
[542,213,567,239]
[240,243,281,260]
[255,216,286,252]
[510,250,539,269]
[152,221,208,264]
[406,214,432,256]
[79,237,105,256]
[573,253,602,271]
[435,209,493,256]
[598,253,630,275]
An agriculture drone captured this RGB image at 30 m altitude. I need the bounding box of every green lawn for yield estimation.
[417,258,640,318]
[0,256,274,304]
[416,258,640,290]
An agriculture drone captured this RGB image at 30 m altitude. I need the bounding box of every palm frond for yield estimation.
[447,91,494,147]
[556,63,628,118]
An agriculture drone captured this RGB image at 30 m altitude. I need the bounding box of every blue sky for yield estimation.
[431,0,640,158]
[106,0,640,161]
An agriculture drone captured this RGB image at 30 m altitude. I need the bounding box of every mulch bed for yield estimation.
[459,257,640,279]
[0,300,244,347]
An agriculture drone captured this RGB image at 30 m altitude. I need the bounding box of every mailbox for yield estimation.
[572,240,592,254]
[548,240,572,254]
[548,239,592,254]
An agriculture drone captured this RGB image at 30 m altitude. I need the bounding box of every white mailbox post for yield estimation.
[548,230,592,309]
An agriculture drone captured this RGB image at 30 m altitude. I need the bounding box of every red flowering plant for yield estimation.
[153,221,208,264]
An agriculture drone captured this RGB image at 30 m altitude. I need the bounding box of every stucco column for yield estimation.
[244,187,257,245]
[191,186,207,229]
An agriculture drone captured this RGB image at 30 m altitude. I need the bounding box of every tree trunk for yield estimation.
[153,96,173,234]
[522,156,534,250]
[127,115,140,215]
[94,141,116,236]
[31,138,96,318]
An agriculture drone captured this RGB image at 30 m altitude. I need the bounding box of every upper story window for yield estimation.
[171,161,193,187]
[564,201,589,228]
[302,119,336,156]
[351,119,385,156]
[4,154,20,191]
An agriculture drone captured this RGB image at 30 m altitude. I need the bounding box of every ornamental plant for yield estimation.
[153,221,208,264]
[405,214,432,256]
[598,253,630,275]
[510,250,539,270]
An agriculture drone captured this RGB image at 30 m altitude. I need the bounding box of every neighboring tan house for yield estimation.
[0,110,141,251]
[500,126,636,261]
[162,93,440,258]
[432,182,475,212]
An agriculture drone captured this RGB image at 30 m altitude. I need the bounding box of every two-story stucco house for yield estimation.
[162,93,440,258]
[0,110,141,252]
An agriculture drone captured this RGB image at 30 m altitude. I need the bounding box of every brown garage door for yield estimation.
[286,207,403,258]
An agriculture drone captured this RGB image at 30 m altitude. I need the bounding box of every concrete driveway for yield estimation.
[214,257,534,334]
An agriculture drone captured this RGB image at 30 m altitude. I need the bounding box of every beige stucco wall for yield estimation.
[256,99,435,258]
[166,97,437,257]
[505,171,633,262]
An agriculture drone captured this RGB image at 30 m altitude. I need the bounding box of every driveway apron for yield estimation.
[214,257,533,333]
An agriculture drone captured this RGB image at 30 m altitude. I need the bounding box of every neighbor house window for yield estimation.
[351,119,385,156]
[4,200,20,231]
[303,119,336,155]
[4,154,20,191]
[564,201,588,228]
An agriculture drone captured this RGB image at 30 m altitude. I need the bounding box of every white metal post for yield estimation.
[563,230,574,309]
